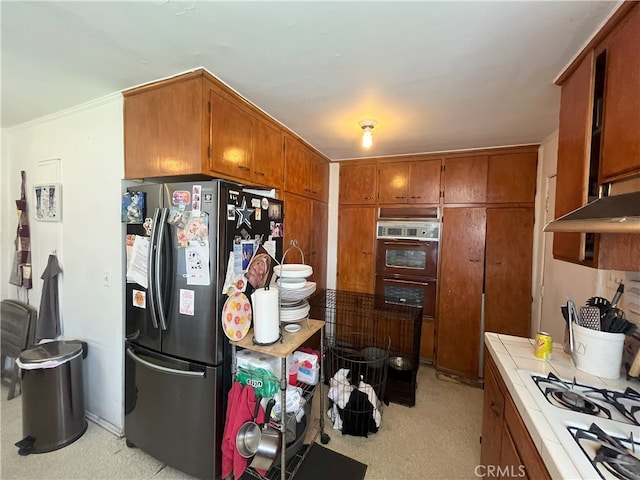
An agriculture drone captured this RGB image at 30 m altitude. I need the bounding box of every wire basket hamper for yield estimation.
[309,289,423,407]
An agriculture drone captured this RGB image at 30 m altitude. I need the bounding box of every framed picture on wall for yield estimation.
[34,184,62,222]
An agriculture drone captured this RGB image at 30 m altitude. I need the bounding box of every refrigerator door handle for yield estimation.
[147,208,161,329]
[126,348,205,378]
[156,208,170,331]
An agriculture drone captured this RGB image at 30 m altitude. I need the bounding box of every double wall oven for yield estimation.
[375,218,440,360]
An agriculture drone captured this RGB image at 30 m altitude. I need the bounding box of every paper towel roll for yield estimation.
[252,287,280,344]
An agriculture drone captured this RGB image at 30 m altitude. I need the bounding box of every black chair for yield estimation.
[1,300,37,400]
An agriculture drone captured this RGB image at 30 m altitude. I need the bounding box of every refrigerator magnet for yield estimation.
[227,204,236,220]
[192,185,202,214]
[132,289,146,309]
[179,289,195,316]
[261,198,269,210]
[172,190,191,206]
[267,203,281,220]
[235,198,253,228]
[251,198,261,208]
[255,208,261,221]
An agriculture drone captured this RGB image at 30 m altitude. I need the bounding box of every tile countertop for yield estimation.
[484,332,638,480]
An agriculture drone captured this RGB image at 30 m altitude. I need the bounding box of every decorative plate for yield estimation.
[222,292,252,341]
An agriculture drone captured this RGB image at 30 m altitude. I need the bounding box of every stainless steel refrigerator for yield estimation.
[123,179,283,479]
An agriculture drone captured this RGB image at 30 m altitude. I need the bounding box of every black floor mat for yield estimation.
[292,443,367,480]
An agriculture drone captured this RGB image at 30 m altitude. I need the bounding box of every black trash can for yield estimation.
[16,340,88,455]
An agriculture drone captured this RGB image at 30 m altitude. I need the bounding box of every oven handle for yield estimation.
[381,278,432,286]
[380,240,433,246]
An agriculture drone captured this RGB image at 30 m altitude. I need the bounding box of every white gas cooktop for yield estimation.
[519,369,640,480]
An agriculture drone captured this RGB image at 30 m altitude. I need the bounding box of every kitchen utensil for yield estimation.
[579,306,601,330]
[236,396,263,458]
[586,296,611,317]
[249,399,281,471]
[567,299,579,365]
[611,283,625,307]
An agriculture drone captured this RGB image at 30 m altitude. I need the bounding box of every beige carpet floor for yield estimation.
[1,365,483,479]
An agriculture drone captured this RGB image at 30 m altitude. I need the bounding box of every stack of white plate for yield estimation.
[274,263,314,322]
[280,300,311,323]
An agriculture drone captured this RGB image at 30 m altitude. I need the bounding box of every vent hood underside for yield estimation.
[544,191,640,234]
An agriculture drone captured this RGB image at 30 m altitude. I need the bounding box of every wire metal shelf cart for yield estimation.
[230,319,329,480]
[309,289,423,407]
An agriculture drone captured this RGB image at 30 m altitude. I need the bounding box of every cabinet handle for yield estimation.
[489,402,500,417]
[237,166,250,171]
[364,196,372,200]
[304,188,312,192]
[469,259,481,263]
[395,196,406,199]
[363,251,372,255]
[254,171,265,176]
[311,190,318,195]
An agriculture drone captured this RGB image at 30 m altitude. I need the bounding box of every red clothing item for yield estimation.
[222,383,266,479]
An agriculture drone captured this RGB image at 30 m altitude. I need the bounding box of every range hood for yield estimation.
[544,191,640,233]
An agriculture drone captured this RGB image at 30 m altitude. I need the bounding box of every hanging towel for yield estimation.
[221,383,265,479]
[36,254,62,340]
[9,171,32,290]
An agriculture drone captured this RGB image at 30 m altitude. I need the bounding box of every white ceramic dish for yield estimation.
[284,324,301,333]
[277,277,307,290]
[279,282,317,302]
[273,264,313,279]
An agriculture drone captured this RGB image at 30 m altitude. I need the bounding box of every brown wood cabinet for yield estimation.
[284,136,329,202]
[282,193,328,289]
[378,159,441,205]
[554,51,594,267]
[487,153,537,204]
[339,163,377,205]
[443,155,488,204]
[337,207,376,293]
[481,352,551,480]
[444,151,537,205]
[553,3,640,270]
[124,69,284,189]
[436,207,533,379]
[437,207,486,378]
[598,3,640,181]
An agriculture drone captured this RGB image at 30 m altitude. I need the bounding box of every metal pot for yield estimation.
[388,356,412,371]
[236,397,263,458]
[249,399,281,471]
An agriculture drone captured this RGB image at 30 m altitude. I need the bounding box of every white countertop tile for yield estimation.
[540,438,580,480]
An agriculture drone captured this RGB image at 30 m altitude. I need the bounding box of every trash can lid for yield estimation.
[18,341,83,365]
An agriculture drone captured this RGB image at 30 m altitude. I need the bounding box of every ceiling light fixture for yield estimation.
[359,120,377,148]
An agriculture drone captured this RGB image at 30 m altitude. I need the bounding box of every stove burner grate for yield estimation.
[571,423,640,480]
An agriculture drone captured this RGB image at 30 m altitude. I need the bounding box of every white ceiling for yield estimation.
[1,1,620,161]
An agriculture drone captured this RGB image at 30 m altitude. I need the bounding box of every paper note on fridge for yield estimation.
[185,241,211,286]
[126,235,149,288]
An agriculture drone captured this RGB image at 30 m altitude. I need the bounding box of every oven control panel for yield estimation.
[376,221,440,241]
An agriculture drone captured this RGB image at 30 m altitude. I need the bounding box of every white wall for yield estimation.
[1,95,125,433]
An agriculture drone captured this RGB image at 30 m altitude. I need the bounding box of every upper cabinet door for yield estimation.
[487,152,538,204]
[599,3,640,181]
[339,163,377,205]
[124,75,204,179]
[554,52,594,265]
[378,162,409,204]
[252,118,283,189]
[409,159,441,204]
[284,137,312,197]
[209,89,253,178]
[310,155,329,203]
[443,156,488,204]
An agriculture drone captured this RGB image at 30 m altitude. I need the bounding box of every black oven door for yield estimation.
[375,275,436,318]
[376,239,438,278]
